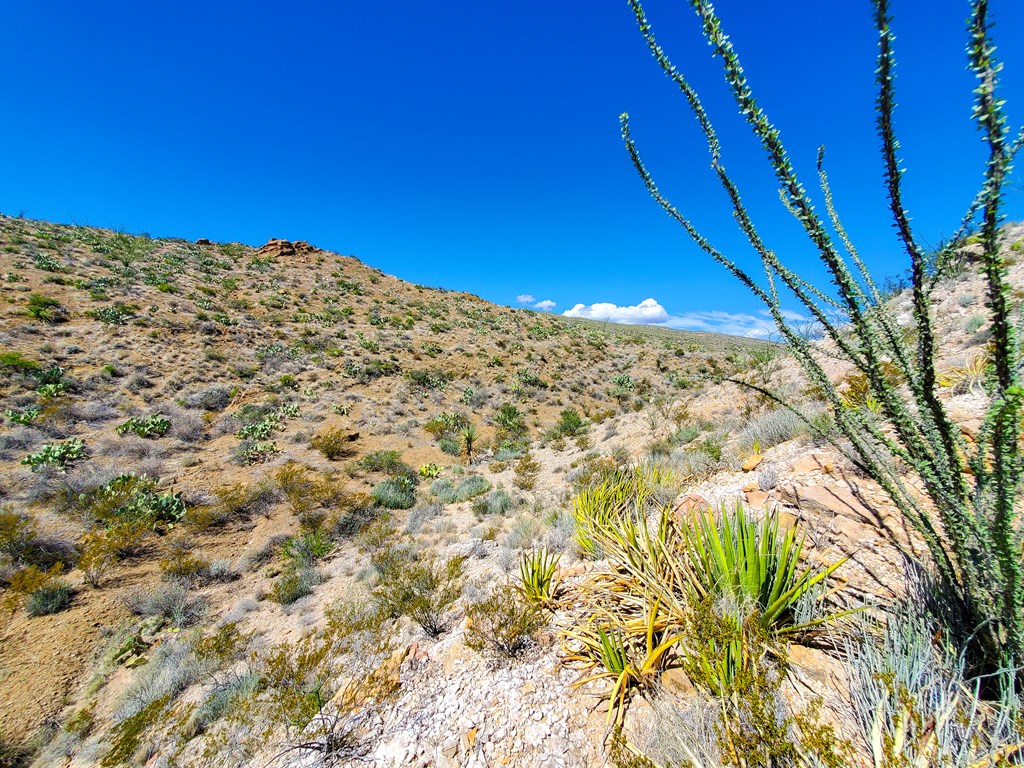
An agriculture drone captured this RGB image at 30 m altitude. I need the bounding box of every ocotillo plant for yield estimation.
[621,0,1024,682]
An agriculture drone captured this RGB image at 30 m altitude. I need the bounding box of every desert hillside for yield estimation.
[2,215,1023,768]
[0,214,757,764]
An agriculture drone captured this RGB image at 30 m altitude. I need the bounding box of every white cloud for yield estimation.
[515,294,536,304]
[562,297,809,339]
[563,298,670,325]
[662,310,777,339]
[533,299,556,311]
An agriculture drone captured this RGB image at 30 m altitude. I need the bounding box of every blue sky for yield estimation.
[2,1,1022,337]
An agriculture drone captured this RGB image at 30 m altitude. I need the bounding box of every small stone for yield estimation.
[744,490,770,508]
[741,454,764,472]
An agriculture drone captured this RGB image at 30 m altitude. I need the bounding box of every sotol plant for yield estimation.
[622,0,1024,680]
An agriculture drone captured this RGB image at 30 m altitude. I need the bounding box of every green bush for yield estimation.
[270,567,323,605]
[472,488,512,517]
[357,449,411,474]
[465,585,544,658]
[372,549,464,637]
[281,530,333,566]
[310,427,356,460]
[430,475,491,504]
[407,368,452,391]
[438,437,461,456]
[371,476,417,510]
[495,404,528,444]
[0,351,40,375]
[555,408,587,437]
[25,293,67,323]
[26,581,74,616]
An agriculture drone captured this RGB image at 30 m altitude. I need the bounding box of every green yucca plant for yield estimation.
[622,0,1024,681]
[680,505,846,634]
[519,548,561,606]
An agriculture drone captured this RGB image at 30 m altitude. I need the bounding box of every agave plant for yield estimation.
[680,504,847,634]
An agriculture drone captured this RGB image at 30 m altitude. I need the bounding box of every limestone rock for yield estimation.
[741,454,764,472]
[780,484,880,527]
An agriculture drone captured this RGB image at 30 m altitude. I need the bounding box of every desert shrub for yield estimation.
[472,488,512,517]
[371,547,464,637]
[513,452,541,490]
[190,671,262,735]
[25,293,67,323]
[116,413,171,439]
[158,539,210,584]
[281,529,333,566]
[108,636,216,765]
[126,582,206,627]
[191,385,232,412]
[620,0,1023,684]
[465,584,544,658]
[737,408,803,451]
[550,408,588,439]
[407,368,452,391]
[77,529,127,585]
[328,493,378,538]
[89,302,137,325]
[21,438,87,471]
[371,476,417,510]
[0,510,43,566]
[405,501,442,533]
[25,580,73,616]
[310,426,357,460]
[274,462,350,527]
[343,358,400,382]
[438,436,461,456]
[494,403,528,445]
[964,314,986,334]
[357,449,412,475]
[423,411,469,440]
[430,474,491,504]
[846,596,1022,767]
[0,351,40,375]
[189,481,278,530]
[269,566,324,605]
[79,474,186,531]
